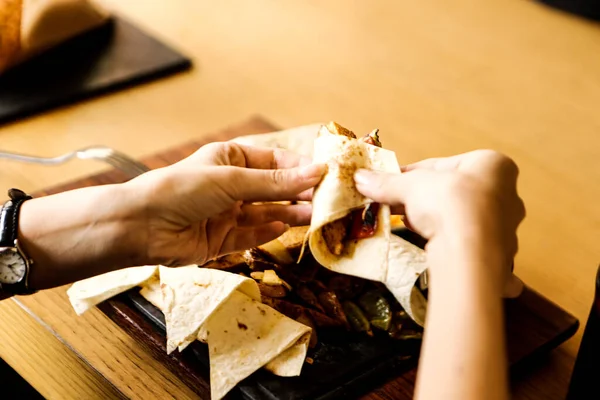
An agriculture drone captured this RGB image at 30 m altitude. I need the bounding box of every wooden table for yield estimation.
[0,1,598,399]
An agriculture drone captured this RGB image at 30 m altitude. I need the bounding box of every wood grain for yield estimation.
[0,1,598,399]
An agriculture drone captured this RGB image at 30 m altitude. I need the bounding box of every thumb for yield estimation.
[354,169,425,206]
[227,163,326,202]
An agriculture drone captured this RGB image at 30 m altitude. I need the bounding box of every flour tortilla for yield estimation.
[0,0,109,73]
[139,275,164,311]
[305,124,430,326]
[384,235,428,326]
[204,290,311,400]
[67,265,158,315]
[159,266,261,354]
[305,124,400,282]
[231,123,322,157]
[138,269,307,378]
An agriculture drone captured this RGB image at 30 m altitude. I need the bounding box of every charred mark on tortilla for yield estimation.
[237,321,248,330]
[321,123,383,256]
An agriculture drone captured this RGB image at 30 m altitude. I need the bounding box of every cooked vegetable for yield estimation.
[361,129,381,147]
[357,290,392,331]
[263,270,283,286]
[348,203,380,240]
[250,271,264,280]
[342,301,373,336]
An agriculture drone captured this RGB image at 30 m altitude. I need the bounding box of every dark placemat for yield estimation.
[0,16,191,126]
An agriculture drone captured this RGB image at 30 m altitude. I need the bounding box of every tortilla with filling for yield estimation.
[0,0,109,73]
[67,265,158,315]
[305,122,399,280]
[304,122,429,325]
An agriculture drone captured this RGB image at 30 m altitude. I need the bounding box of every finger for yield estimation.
[225,163,326,202]
[220,222,288,255]
[184,142,313,170]
[227,143,313,169]
[354,169,429,206]
[238,204,312,227]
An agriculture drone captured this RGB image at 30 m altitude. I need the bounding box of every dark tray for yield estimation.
[124,227,578,400]
[0,16,191,125]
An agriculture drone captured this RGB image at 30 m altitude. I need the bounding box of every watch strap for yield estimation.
[0,188,32,247]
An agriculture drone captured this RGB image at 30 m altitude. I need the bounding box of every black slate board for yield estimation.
[0,16,191,126]
[128,229,424,400]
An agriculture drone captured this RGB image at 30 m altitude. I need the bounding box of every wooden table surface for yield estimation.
[0,1,598,399]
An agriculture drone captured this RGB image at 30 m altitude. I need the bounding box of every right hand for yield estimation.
[354,149,526,297]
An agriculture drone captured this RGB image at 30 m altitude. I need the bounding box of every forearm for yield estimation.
[414,230,508,400]
[18,183,148,290]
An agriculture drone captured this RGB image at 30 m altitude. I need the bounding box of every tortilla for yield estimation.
[305,124,400,280]
[204,290,311,400]
[0,0,109,73]
[384,235,428,326]
[139,275,164,311]
[159,265,261,354]
[231,123,322,157]
[303,123,430,326]
[67,265,158,315]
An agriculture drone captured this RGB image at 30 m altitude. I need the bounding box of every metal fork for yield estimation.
[0,146,151,178]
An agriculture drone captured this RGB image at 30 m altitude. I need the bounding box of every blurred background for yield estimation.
[0,1,599,399]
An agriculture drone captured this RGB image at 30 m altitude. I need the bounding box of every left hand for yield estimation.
[126,142,325,266]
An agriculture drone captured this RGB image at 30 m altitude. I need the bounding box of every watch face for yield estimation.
[0,249,26,284]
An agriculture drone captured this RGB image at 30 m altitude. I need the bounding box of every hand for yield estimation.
[126,142,325,267]
[354,149,525,296]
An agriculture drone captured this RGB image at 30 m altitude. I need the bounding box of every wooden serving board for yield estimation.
[33,116,579,400]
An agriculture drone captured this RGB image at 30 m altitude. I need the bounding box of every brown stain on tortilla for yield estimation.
[194,282,211,288]
[257,336,261,340]
[237,321,248,331]
[259,309,266,316]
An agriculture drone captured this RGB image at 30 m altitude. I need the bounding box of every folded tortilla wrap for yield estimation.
[67,265,158,315]
[139,272,309,378]
[204,290,311,400]
[159,265,261,354]
[304,123,429,325]
[0,0,110,73]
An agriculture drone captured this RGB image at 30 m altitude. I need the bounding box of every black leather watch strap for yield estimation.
[0,189,32,247]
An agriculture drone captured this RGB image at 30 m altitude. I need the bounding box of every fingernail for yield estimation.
[299,163,326,180]
[283,223,290,232]
[354,169,374,185]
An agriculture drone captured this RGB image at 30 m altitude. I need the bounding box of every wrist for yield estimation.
[19,183,149,289]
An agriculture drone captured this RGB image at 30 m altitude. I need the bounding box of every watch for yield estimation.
[0,188,36,297]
